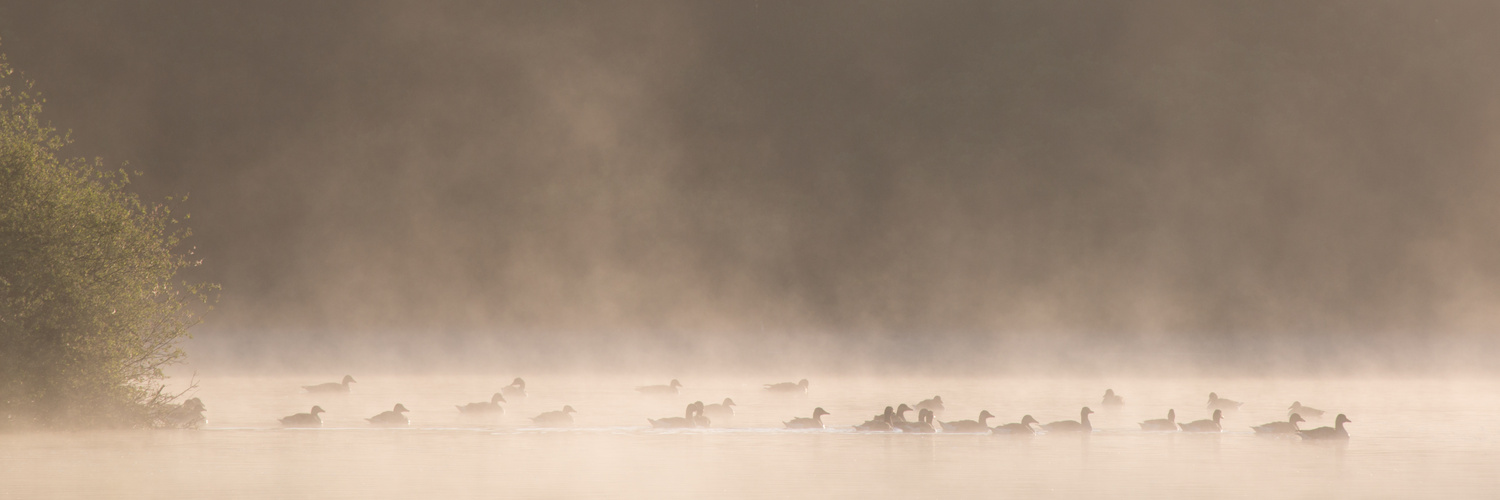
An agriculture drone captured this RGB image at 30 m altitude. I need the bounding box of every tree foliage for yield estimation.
[0,47,213,429]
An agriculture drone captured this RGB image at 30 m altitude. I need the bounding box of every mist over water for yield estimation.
[2,1,1500,497]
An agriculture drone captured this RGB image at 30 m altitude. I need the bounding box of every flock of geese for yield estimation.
[168,377,1352,440]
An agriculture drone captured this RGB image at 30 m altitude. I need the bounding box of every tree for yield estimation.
[0,46,213,429]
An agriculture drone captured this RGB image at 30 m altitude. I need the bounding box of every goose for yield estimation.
[1102,389,1124,406]
[854,406,897,432]
[901,409,937,433]
[650,402,704,429]
[1139,409,1177,431]
[914,396,945,413]
[785,407,829,429]
[991,415,1039,435]
[1178,409,1223,432]
[939,410,995,433]
[1041,407,1094,433]
[1252,413,1306,434]
[765,379,810,394]
[501,378,527,400]
[279,406,325,428]
[456,393,506,415]
[367,403,410,426]
[1207,392,1243,411]
[636,379,683,395]
[531,406,577,427]
[163,398,207,428]
[702,398,736,421]
[1297,414,1351,440]
[1288,401,1325,419]
[890,404,920,432]
[302,375,357,394]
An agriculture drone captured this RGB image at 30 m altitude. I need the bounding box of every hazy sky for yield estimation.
[2,1,1497,371]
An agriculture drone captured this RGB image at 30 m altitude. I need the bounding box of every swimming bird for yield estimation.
[992,415,1039,435]
[901,409,937,433]
[890,404,919,431]
[1207,392,1243,411]
[1102,389,1124,406]
[939,410,995,433]
[501,378,527,400]
[702,398,736,421]
[367,403,410,426]
[785,407,829,429]
[163,397,207,429]
[531,406,577,427]
[456,393,506,415]
[1139,409,1177,431]
[765,379,810,394]
[1178,409,1224,432]
[914,396,945,413]
[636,379,683,395]
[1297,414,1351,440]
[302,375,357,394]
[1252,413,1305,434]
[854,406,898,432]
[279,406,325,428]
[1288,401,1325,419]
[650,402,705,429]
[1041,407,1094,433]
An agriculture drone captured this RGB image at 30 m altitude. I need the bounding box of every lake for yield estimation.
[3,375,1496,498]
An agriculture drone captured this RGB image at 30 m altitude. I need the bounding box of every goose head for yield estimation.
[1020,415,1038,426]
[490,393,506,404]
[881,406,896,418]
[933,396,943,403]
[1210,409,1223,423]
[562,405,577,414]
[920,408,934,423]
[798,379,810,388]
[1104,389,1116,397]
[1081,407,1095,417]
[979,410,996,420]
[669,379,683,389]
[1289,413,1305,424]
[511,378,526,389]
[310,406,326,415]
[1289,401,1302,410]
[393,403,409,413]
[896,403,913,415]
[812,407,830,419]
[722,398,736,407]
[1335,414,1351,425]
[342,375,357,384]
[1166,409,1176,421]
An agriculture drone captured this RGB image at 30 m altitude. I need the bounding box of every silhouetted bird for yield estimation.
[1139,409,1177,431]
[1179,409,1224,432]
[367,403,410,426]
[279,406,325,428]
[1041,407,1094,433]
[1252,413,1305,434]
[785,408,829,429]
[764,379,809,394]
[636,379,683,395]
[303,375,356,394]
[456,393,506,415]
[1298,414,1351,440]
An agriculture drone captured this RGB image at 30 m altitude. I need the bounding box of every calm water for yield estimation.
[3,375,1497,498]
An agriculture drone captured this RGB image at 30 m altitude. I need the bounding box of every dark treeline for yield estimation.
[1,1,1498,372]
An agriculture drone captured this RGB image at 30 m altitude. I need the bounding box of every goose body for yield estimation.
[531,406,577,427]
[367,403,410,426]
[650,402,705,429]
[914,396,945,413]
[702,398,736,421]
[637,379,683,395]
[1139,409,1177,431]
[765,379,810,394]
[1102,389,1124,406]
[785,407,829,429]
[1289,401,1325,419]
[163,398,207,428]
[855,406,898,432]
[302,375,357,394]
[1041,407,1094,433]
[1178,409,1224,432]
[939,410,995,433]
[1298,414,1351,440]
[456,393,506,415]
[1252,413,1305,434]
[1207,392,1243,411]
[901,409,937,433]
[279,406,325,428]
[501,378,527,400]
[992,415,1039,435]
